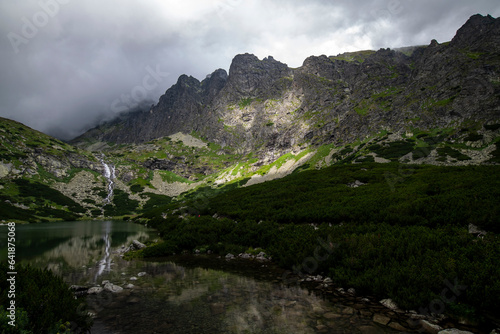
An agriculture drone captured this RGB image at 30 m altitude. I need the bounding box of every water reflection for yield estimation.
[0,220,155,280]
[0,222,398,333]
[95,220,112,281]
[89,257,399,334]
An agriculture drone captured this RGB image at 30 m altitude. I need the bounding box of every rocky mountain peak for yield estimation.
[224,53,292,98]
[201,68,228,103]
[451,14,500,49]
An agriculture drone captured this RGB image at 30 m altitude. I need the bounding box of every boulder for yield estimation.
[373,314,391,326]
[419,320,443,334]
[131,240,147,250]
[348,180,366,188]
[69,285,89,292]
[388,322,407,331]
[438,329,474,334]
[87,286,103,294]
[468,223,487,237]
[380,298,399,311]
[69,285,89,297]
[103,282,123,293]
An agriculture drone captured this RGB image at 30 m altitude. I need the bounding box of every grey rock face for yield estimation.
[223,54,292,99]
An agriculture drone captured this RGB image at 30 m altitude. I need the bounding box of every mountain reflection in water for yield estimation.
[0,221,398,333]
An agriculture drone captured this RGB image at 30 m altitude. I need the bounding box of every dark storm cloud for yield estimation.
[0,0,499,140]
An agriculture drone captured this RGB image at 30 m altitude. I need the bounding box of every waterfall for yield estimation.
[100,155,115,204]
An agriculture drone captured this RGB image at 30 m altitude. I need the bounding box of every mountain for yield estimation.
[0,117,102,221]
[1,14,500,223]
[73,14,500,160]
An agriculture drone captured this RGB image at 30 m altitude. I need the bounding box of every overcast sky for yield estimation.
[1,0,499,140]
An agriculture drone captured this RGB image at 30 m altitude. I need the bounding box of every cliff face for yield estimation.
[73,14,500,160]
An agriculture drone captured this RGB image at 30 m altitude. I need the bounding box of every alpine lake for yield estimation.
[0,220,402,333]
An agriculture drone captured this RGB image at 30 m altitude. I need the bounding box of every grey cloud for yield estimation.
[0,0,498,140]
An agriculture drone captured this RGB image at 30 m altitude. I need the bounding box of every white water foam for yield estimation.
[100,156,115,204]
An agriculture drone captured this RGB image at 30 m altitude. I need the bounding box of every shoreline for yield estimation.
[124,249,494,334]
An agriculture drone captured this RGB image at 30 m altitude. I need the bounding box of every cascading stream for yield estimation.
[99,155,115,204]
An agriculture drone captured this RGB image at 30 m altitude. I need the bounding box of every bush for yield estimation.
[130,184,145,193]
[0,263,92,333]
[104,189,139,216]
[12,179,85,214]
[368,140,414,160]
[437,146,471,161]
[141,193,171,212]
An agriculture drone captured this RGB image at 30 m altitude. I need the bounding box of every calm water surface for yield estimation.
[0,221,398,333]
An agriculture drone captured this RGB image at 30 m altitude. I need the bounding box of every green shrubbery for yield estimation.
[205,163,499,232]
[0,263,91,333]
[140,163,500,320]
[104,189,139,216]
[142,215,500,317]
[0,179,85,222]
[437,147,471,161]
[368,140,415,160]
[13,179,85,214]
[141,193,171,212]
[130,184,145,193]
